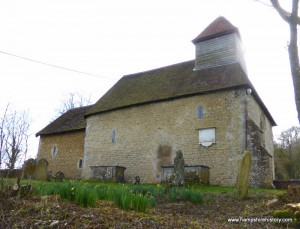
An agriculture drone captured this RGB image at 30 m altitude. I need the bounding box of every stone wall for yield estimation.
[37,130,85,179]
[83,89,250,186]
[273,180,300,189]
[247,94,274,187]
[0,169,22,178]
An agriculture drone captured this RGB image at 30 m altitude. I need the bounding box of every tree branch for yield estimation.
[270,0,292,23]
[269,0,300,25]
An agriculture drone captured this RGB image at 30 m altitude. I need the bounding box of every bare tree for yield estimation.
[0,105,30,169]
[277,126,300,178]
[53,92,92,119]
[0,104,9,168]
[257,0,300,123]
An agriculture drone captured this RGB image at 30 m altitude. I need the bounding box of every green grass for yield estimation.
[166,187,204,204]
[249,188,285,195]
[1,178,286,212]
[75,184,98,207]
[188,185,235,194]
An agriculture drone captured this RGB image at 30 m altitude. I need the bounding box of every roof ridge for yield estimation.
[67,104,93,112]
[122,60,194,79]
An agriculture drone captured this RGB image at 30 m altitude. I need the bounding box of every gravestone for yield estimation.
[235,151,252,200]
[10,177,21,198]
[55,171,64,182]
[174,150,185,186]
[22,158,36,179]
[133,176,140,185]
[35,158,49,181]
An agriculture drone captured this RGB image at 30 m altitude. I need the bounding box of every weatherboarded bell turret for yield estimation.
[192,16,247,73]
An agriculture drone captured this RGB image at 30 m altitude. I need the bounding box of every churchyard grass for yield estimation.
[166,187,204,204]
[1,178,285,212]
[31,180,159,212]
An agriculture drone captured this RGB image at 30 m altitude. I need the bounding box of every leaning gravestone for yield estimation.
[235,151,252,200]
[174,150,185,186]
[35,158,49,181]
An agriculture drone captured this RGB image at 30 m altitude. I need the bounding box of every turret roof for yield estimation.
[192,16,239,43]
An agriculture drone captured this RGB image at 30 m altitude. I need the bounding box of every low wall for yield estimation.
[90,166,126,182]
[273,180,300,189]
[0,169,22,178]
[162,165,210,184]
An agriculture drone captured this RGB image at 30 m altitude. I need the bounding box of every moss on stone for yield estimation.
[235,151,252,200]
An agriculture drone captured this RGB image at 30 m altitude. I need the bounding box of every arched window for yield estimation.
[78,159,83,168]
[51,145,57,157]
[112,130,116,143]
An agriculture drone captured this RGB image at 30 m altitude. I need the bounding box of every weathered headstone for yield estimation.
[174,150,185,186]
[10,177,21,198]
[55,171,64,182]
[35,158,49,181]
[47,171,52,181]
[22,158,36,179]
[235,151,252,200]
[133,176,140,185]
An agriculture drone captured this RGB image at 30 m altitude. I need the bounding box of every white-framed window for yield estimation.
[51,145,57,157]
[199,128,216,147]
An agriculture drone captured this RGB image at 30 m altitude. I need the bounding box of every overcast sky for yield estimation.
[0,0,298,160]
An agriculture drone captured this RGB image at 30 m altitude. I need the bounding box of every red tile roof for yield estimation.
[192,16,239,43]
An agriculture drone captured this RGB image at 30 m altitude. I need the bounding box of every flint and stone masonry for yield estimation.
[37,131,84,179]
[83,89,274,186]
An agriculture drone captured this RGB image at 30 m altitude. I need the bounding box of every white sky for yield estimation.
[0,0,298,160]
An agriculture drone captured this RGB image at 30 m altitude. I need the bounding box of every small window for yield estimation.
[197,106,203,119]
[112,130,116,143]
[78,159,83,168]
[199,128,216,147]
[51,145,57,157]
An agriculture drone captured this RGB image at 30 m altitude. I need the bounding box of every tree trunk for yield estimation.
[270,0,300,123]
[288,0,300,123]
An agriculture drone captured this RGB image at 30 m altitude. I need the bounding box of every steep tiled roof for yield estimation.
[85,16,276,126]
[36,105,92,136]
[192,16,239,43]
[85,61,275,126]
